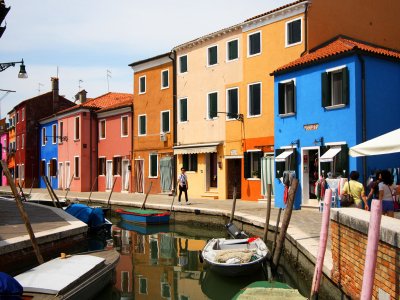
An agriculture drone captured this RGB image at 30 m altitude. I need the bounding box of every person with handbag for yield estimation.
[341,171,369,210]
[379,170,399,217]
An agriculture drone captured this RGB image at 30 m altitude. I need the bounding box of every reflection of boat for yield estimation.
[231,281,306,299]
[115,208,170,224]
[15,250,120,299]
[117,220,170,235]
[201,238,269,277]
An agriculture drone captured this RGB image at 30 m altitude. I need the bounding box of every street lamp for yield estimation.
[0,59,28,78]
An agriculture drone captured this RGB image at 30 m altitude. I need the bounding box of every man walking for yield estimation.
[178,167,189,205]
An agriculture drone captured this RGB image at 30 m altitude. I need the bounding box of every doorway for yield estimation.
[106,160,113,190]
[207,153,218,189]
[301,147,319,204]
[65,161,71,190]
[227,159,241,199]
[134,159,144,193]
[121,159,130,192]
[58,162,64,189]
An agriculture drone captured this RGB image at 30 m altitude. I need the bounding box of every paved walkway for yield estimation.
[0,186,332,276]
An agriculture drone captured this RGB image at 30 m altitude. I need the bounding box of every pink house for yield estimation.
[56,92,133,192]
[96,100,133,192]
[0,118,8,186]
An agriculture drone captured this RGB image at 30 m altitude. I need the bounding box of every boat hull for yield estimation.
[115,208,170,225]
[117,220,170,235]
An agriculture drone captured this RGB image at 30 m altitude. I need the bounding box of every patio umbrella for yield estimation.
[349,128,400,157]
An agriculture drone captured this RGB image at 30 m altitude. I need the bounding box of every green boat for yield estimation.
[232,281,306,300]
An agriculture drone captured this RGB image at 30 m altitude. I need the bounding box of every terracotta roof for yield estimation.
[96,98,133,113]
[273,36,400,74]
[245,0,308,22]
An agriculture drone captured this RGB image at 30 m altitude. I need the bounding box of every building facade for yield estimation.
[130,53,174,195]
[0,118,8,186]
[38,118,58,189]
[273,37,400,209]
[7,110,16,180]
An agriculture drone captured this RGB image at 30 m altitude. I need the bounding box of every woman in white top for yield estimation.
[379,170,399,217]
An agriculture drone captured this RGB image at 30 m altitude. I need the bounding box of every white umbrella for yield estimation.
[349,128,400,157]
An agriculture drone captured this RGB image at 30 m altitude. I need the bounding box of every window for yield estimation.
[21,134,24,149]
[50,159,57,176]
[207,45,218,66]
[149,153,158,178]
[248,31,261,56]
[227,39,239,61]
[179,98,188,122]
[321,67,349,107]
[138,115,146,136]
[99,119,106,139]
[226,88,239,120]
[121,116,128,137]
[41,128,46,146]
[113,157,122,176]
[248,83,261,116]
[98,157,106,175]
[182,154,197,172]
[20,164,24,180]
[74,117,80,140]
[52,124,57,144]
[139,76,146,94]
[40,160,46,176]
[22,108,25,121]
[161,283,171,299]
[207,92,218,119]
[16,111,19,123]
[15,164,19,178]
[286,18,302,46]
[161,110,170,133]
[59,121,64,143]
[179,55,188,73]
[278,80,295,115]
[16,136,19,149]
[244,151,262,179]
[161,69,169,89]
[139,277,148,295]
[74,156,80,178]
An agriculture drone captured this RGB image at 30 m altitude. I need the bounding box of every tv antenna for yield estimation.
[78,79,83,91]
[38,83,44,95]
[106,70,112,92]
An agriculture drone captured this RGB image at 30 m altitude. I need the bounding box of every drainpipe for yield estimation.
[169,50,177,192]
[300,2,309,57]
[357,54,367,184]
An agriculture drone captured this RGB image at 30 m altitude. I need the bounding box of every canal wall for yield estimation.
[330,208,399,299]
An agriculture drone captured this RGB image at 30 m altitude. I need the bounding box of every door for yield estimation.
[208,153,218,188]
[47,163,51,186]
[106,160,113,190]
[301,147,319,204]
[227,159,241,199]
[134,159,144,193]
[65,161,71,190]
[121,159,130,192]
[58,162,64,189]
[160,156,173,192]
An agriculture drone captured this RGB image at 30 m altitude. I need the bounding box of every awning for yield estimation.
[349,128,400,157]
[275,149,293,162]
[173,143,219,155]
[320,146,341,162]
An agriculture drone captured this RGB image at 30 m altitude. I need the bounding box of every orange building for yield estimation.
[129,53,174,195]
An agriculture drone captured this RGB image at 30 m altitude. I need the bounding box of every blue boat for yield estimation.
[117,220,170,235]
[115,208,171,224]
[65,203,112,234]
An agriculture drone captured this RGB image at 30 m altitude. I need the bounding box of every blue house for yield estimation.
[272,36,400,209]
[39,117,59,189]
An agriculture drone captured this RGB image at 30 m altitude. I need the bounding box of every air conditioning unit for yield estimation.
[160,133,167,142]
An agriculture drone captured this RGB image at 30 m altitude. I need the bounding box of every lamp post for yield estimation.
[0,59,28,78]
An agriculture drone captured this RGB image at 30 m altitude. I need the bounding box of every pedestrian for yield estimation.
[367,170,382,203]
[178,167,189,205]
[341,171,369,210]
[379,169,399,217]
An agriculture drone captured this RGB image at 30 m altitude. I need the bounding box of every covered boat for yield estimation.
[201,237,269,277]
[65,203,112,234]
[14,250,120,299]
[115,208,170,224]
[232,281,305,299]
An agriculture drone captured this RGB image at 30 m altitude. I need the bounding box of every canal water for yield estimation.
[91,218,307,300]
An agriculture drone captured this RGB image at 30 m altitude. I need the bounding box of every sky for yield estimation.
[0,0,294,119]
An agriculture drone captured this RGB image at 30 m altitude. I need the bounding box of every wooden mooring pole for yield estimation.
[1,161,44,264]
[229,184,237,224]
[141,181,153,210]
[310,188,332,299]
[360,199,382,300]
[263,183,272,243]
[272,178,298,269]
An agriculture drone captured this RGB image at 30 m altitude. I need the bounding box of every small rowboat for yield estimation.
[201,237,269,277]
[115,208,170,225]
[14,250,120,299]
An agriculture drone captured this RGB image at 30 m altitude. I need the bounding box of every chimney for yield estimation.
[51,77,59,112]
[79,89,87,104]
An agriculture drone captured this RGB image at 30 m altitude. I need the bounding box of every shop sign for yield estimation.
[303,123,319,131]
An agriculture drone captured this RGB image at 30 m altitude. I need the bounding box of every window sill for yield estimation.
[113,175,121,177]
[207,63,219,68]
[148,176,158,179]
[247,114,261,119]
[247,52,261,58]
[121,135,128,138]
[285,41,302,48]
[279,112,296,118]
[226,58,239,63]
[247,178,260,181]
[325,104,346,110]
[161,86,169,90]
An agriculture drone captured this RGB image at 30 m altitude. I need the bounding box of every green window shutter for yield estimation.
[321,72,330,107]
[342,67,349,105]
[249,84,261,115]
[228,40,238,60]
[192,154,198,172]
[336,144,349,177]
[249,32,261,55]
[243,152,250,178]
[150,155,157,177]
[162,111,169,132]
[288,80,295,113]
[162,71,169,87]
[278,83,285,115]
[209,93,217,118]
[208,46,217,65]
[289,150,297,172]
[182,154,188,170]
[140,116,146,134]
[275,149,285,178]
[256,151,263,178]
[180,56,187,73]
[180,98,187,122]
[228,89,238,118]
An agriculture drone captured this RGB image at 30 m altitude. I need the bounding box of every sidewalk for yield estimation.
[0,186,332,276]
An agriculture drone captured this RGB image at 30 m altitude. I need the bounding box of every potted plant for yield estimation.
[252,170,259,178]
